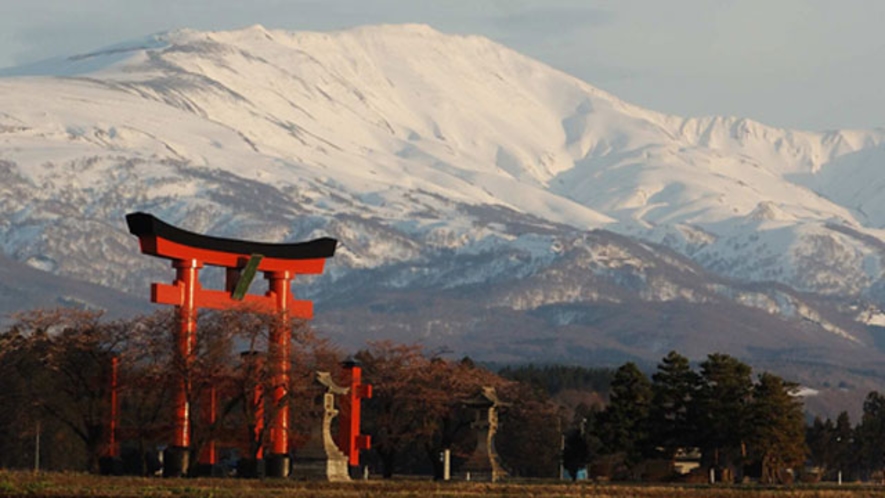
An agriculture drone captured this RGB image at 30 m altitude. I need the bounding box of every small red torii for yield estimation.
[126,212,352,477]
[338,358,373,469]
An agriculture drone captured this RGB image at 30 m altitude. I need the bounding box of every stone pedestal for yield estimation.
[292,372,351,481]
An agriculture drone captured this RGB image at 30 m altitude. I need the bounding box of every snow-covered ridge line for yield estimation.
[1,23,885,330]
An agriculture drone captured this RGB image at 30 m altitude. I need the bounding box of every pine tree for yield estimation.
[562,427,589,480]
[806,416,835,476]
[748,372,806,483]
[649,351,700,459]
[599,362,652,466]
[696,353,753,480]
[855,391,885,479]
[806,411,855,481]
[832,411,854,479]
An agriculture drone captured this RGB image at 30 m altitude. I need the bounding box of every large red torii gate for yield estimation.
[126,212,344,477]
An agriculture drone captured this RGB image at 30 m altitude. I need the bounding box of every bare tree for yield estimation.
[2,309,129,472]
[356,342,508,478]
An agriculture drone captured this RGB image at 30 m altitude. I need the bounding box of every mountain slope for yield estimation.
[4,25,885,297]
[0,252,149,322]
[3,25,885,415]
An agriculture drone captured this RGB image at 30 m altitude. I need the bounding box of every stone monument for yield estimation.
[459,386,508,482]
[292,371,351,481]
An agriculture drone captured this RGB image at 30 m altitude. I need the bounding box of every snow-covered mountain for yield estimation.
[4,24,885,413]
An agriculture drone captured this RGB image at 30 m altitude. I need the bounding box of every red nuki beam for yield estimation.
[126,212,336,464]
[337,362,372,466]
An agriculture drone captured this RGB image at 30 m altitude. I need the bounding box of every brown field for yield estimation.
[2,471,885,498]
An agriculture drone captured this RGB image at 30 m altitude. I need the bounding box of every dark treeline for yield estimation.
[5,307,885,483]
[806,391,885,482]
[558,352,885,484]
[562,352,807,483]
[498,364,613,396]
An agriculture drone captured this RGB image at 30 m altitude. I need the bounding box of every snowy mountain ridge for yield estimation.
[3,24,885,379]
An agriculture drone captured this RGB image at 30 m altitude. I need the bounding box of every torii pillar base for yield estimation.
[163,447,190,478]
[266,455,291,478]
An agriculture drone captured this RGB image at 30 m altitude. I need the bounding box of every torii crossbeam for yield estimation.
[126,212,336,477]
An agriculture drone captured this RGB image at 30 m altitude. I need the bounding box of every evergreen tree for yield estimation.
[832,411,854,479]
[649,351,700,459]
[855,391,885,479]
[562,427,589,480]
[696,353,753,480]
[806,411,855,481]
[748,372,806,483]
[806,416,835,476]
[599,362,652,466]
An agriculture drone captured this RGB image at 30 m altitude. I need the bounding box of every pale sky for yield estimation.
[1,0,884,132]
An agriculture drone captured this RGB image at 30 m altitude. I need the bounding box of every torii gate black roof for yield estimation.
[126,212,337,260]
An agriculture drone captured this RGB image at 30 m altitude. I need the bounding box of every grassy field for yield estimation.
[2,471,885,498]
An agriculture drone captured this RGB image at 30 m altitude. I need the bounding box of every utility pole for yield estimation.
[34,420,41,472]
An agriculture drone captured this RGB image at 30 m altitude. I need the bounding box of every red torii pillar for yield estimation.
[337,358,372,473]
[108,356,120,460]
[197,386,218,474]
[99,355,121,476]
[240,351,265,462]
[126,212,336,478]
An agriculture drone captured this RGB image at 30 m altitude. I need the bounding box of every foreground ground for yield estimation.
[2,471,885,497]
